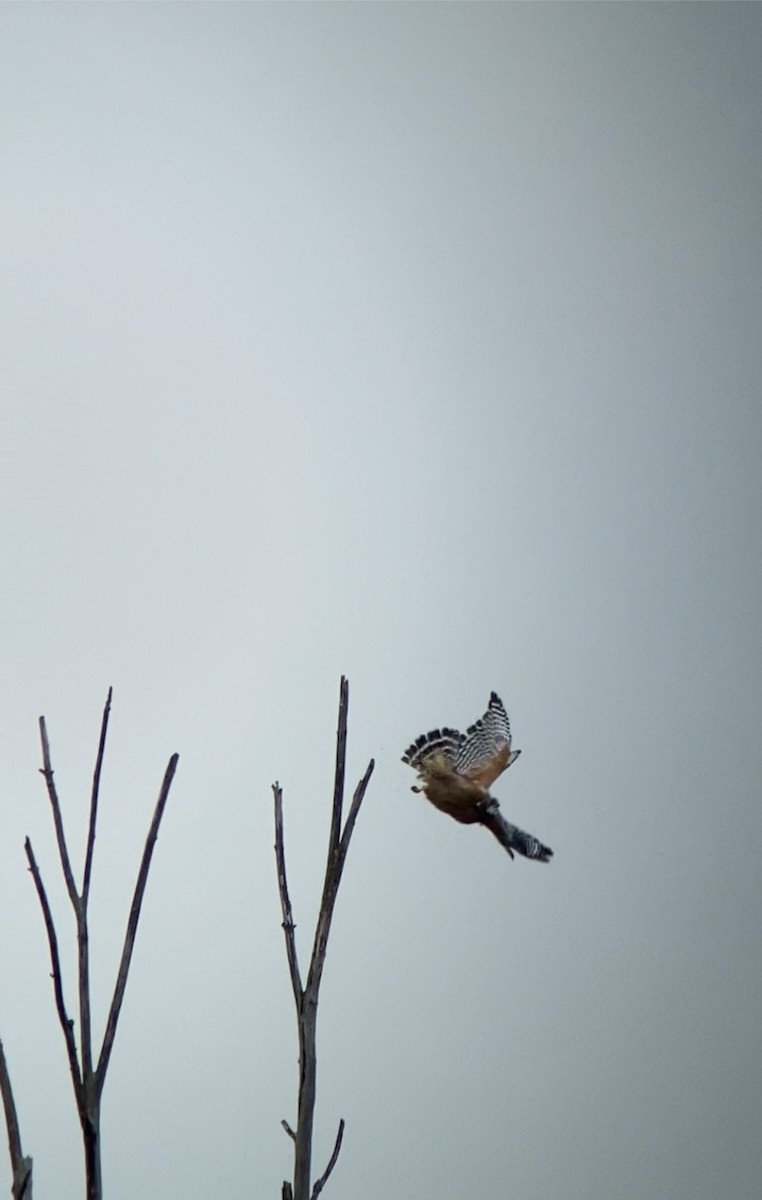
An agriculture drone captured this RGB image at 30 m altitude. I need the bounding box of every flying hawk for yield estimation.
[402,692,553,862]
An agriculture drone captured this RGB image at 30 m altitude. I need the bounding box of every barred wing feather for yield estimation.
[455,692,520,789]
[401,726,465,769]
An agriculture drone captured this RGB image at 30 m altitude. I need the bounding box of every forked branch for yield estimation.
[273,676,373,1200]
[308,759,374,1000]
[26,692,178,1200]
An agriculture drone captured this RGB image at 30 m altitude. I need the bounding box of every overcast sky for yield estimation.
[1,4,760,1199]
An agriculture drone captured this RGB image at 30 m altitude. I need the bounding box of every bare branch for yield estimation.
[0,1041,32,1200]
[37,718,79,912]
[0,1039,22,1172]
[282,1185,293,1200]
[274,680,373,1200]
[82,688,112,908]
[273,784,303,1007]
[310,1118,345,1200]
[77,909,93,1083]
[327,678,349,858]
[95,753,179,1092]
[15,1160,32,1200]
[307,758,374,1000]
[78,690,113,1083]
[338,760,374,863]
[24,840,83,1114]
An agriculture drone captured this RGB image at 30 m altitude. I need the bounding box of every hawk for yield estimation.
[402,692,553,863]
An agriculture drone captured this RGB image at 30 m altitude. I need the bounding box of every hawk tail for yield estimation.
[480,806,553,863]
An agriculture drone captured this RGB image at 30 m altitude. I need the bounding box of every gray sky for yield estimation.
[1,4,760,1199]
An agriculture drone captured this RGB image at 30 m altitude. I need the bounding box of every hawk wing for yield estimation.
[454,692,520,789]
[402,726,465,771]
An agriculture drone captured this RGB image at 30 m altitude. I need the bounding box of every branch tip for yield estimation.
[273,783,303,1006]
[311,1118,346,1199]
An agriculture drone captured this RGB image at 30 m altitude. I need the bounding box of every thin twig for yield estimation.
[338,761,374,862]
[327,678,349,858]
[95,753,179,1092]
[79,690,112,1081]
[273,784,303,1007]
[82,688,112,908]
[310,1118,345,1199]
[281,1119,297,1141]
[37,718,79,911]
[24,840,84,1116]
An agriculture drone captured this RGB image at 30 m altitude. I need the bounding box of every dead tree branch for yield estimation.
[37,717,78,910]
[23,840,84,1118]
[95,752,179,1092]
[308,759,374,1001]
[79,689,112,1086]
[83,688,112,907]
[273,784,303,1009]
[26,692,178,1200]
[0,1041,22,1174]
[0,1039,33,1200]
[310,1119,345,1200]
[273,676,373,1200]
[327,677,349,858]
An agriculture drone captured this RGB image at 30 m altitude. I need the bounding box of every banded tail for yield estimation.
[480,805,553,863]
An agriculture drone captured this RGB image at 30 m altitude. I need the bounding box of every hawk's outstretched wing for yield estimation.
[454,692,520,789]
[401,726,465,771]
